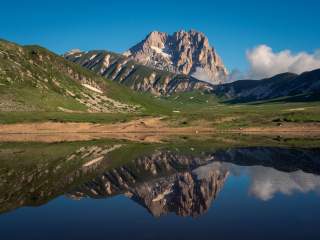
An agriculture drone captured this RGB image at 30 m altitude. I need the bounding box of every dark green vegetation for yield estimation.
[0,39,319,129]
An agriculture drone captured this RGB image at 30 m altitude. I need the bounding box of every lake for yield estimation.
[0,135,319,240]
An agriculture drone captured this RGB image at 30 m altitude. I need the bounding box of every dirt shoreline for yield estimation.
[0,118,212,134]
[0,117,319,142]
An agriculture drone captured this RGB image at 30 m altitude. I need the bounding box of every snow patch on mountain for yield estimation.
[150,46,172,59]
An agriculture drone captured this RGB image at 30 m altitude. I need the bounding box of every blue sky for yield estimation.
[0,0,319,71]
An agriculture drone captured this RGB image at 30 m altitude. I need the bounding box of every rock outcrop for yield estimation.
[124,30,228,84]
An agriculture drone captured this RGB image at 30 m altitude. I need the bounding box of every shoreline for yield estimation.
[0,118,319,142]
[0,118,319,134]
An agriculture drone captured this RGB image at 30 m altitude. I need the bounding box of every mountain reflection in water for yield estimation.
[67,147,320,217]
[1,137,319,218]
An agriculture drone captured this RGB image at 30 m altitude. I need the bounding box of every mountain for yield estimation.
[212,69,320,102]
[2,36,318,116]
[124,30,228,84]
[64,49,214,96]
[65,43,320,102]
[64,29,319,102]
[0,39,140,113]
[63,29,228,96]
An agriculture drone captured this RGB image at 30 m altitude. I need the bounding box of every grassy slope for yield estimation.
[1,88,319,128]
[0,41,87,112]
[164,92,320,129]
[0,40,188,123]
[0,40,170,117]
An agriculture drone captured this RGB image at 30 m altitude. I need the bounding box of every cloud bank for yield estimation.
[225,163,320,201]
[246,45,320,79]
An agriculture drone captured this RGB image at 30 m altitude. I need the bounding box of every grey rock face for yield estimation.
[124,30,228,84]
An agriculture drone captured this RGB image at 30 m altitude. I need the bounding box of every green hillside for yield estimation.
[0,39,319,129]
[0,39,179,122]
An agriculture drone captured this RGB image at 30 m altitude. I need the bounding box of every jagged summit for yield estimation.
[123,30,228,84]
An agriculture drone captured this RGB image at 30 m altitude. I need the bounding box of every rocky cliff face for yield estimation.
[124,30,228,84]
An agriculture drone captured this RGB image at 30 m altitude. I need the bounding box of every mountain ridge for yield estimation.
[65,46,320,102]
[212,69,320,102]
[64,49,214,95]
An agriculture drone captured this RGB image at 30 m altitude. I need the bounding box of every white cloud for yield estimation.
[192,45,320,82]
[191,67,227,84]
[192,67,211,82]
[246,45,320,79]
[248,167,320,201]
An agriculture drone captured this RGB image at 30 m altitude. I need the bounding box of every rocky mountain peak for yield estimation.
[124,30,228,84]
[144,31,168,48]
[173,29,207,46]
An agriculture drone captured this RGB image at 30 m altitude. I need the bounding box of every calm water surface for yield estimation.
[0,137,319,239]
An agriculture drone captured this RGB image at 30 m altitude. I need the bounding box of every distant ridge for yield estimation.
[212,69,320,102]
